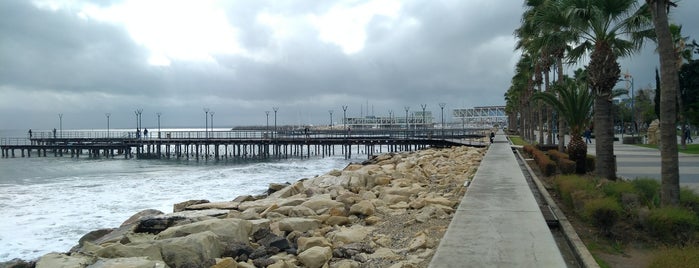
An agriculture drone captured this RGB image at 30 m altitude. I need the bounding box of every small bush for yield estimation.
[585,155,595,172]
[547,149,569,162]
[529,148,557,176]
[632,178,661,208]
[555,175,597,208]
[602,181,637,200]
[646,207,699,245]
[558,159,576,175]
[536,144,559,152]
[523,145,535,155]
[649,247,699,268]
[584,197,623,235]
[680,187,699,215]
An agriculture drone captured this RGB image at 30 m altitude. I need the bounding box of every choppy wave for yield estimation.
[0,154,358,262]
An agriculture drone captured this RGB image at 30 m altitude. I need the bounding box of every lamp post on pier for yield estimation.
[439,102,446,136]
[156,112,161,138]
[273,107,279,139]
[328,110,334,128]
[342,105,348,129]
[265,111,270,137]
[105,113,111,138]
[58,113,63,138]
[210,112,215,138]
[204,108,209,139]
[420,104,427,130]
[404,106,410,131]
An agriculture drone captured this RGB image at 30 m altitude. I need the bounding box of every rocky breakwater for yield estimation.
[15,146,485,268]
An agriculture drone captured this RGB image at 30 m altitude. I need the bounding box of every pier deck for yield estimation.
[2,129,487,160]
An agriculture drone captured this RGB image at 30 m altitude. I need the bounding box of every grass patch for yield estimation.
[649,247,699,268]
[508,135,527,146]
[635,143,699,154]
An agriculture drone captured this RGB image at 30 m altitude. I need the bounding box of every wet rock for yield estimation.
[268,182,290,194]
[332,243,374,258]
[121,209,165,227]
[0,258,35,268]
[187,201,240,210]
[253,258,277,267]
[222,241,254,261]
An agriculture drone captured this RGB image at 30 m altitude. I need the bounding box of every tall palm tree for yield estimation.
[564,0,654,180]
[532,73,594,173]
[647,0,680,206]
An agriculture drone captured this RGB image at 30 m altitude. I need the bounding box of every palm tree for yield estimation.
[532,73,594,173]
[647,0,680,206]
[564,0,654,180]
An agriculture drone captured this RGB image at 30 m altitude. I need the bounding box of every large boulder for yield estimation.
[156,218,252,242]
[297,236,332,253]
[327,225,374,245]
[349,200,375,216]
[95,242,163,261]
[298,246,332,268]
[86,257,168,268]
[157,231,224,268]
[300,196,344,213]
[173,199,209,212]
[277,218,320,233]
[35,253,95,268]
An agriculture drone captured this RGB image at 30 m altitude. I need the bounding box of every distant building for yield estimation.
[345,111,434,129]
[452,106,506,128]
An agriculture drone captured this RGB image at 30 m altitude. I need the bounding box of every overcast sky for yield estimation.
[1,0,697,131]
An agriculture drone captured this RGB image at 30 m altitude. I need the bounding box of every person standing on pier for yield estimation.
[53,128,56,138]
[28,129,32,138]
[144,128,148,139]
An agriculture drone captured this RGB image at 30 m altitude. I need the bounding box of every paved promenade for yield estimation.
[585,135,699,192]
[429,131,566,267]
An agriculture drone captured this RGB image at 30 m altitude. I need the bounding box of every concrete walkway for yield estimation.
[429,131,565,267]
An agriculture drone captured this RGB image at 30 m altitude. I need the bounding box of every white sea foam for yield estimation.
[0,154,361,262]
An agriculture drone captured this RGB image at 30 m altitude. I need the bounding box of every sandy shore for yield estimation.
[7,145,485,268]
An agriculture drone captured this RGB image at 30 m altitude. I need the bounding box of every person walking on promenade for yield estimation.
[489,131,495,143]
[584,128,592,144]
[686,128,694,143]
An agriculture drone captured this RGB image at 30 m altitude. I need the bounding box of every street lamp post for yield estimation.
[157,112,161,138]
[624,73,635,137]
[439,102,446,136]
[265,111,270,137]
[273,107,279,139]
[329,110,334,128]
[420,104,427,130]
[105,113,111,138]
[204,108,209,139]
[58,113,63,138]
[404,106,410,131]
[210,112,215,138]
[342,105,348,129]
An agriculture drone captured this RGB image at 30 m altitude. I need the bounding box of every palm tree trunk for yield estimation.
[557,57,565,152]
[545,70,552,144]
[649,0,680,206]
[594,96,616,180]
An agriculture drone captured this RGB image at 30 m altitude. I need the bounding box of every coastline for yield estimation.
[3,145,485,268]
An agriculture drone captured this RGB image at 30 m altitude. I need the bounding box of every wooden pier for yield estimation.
[1,129,487,160]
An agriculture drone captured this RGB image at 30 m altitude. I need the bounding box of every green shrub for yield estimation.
[649,247,699,268]
[647,207,699,245]
[547,149,569,162]
[585,155,595,172]
[558,159,576,175]
[555,175,597,208]
[632,178,660,208]
[680,187,699,215]
[602,181,637,200]
[584,197,623,235]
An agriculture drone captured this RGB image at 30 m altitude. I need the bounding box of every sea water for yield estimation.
[0,149,361,262]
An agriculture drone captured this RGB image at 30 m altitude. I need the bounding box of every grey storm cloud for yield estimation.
[3,0,695,131]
